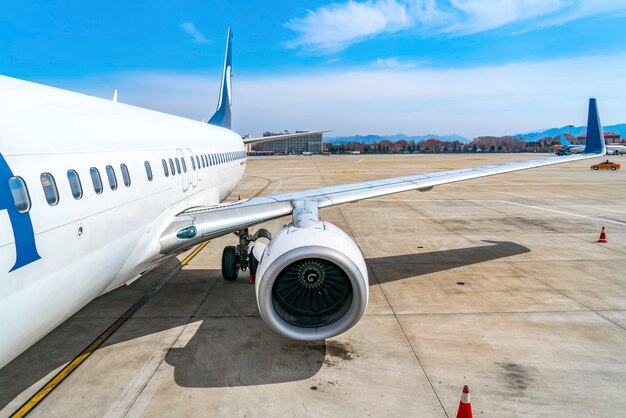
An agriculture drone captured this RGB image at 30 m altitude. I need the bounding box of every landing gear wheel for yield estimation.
[222,245,239,281]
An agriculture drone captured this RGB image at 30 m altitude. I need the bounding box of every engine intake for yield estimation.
[255,219,368,341]
[272,257,353,328]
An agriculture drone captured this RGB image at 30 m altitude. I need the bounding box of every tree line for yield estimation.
[325,136,561,154]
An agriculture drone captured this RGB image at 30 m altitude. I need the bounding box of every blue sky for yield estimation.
[2,1,626,137]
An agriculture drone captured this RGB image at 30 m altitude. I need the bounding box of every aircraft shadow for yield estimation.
[367,240,531,284]
[0,240,529,405]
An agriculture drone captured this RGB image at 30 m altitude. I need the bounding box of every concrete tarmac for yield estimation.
[1,153,625,417]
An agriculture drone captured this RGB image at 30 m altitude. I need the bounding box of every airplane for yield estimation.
[0,29,607,369]
[556,134,625,155]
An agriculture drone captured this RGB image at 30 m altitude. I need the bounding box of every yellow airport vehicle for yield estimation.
[591,160,621,171]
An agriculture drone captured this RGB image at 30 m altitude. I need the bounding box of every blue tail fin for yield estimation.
[208,28,233,129]
[584,98,606,154]
[559,134,572,147]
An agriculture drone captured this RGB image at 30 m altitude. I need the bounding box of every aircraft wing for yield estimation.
[159,149,602,254]
[159,98,606,254]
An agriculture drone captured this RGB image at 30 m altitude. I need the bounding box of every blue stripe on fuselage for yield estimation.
[0,153,41,271]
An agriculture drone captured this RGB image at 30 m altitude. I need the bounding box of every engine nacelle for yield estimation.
[254,219,369,341]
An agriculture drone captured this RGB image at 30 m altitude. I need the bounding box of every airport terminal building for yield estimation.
[253,130,323,154]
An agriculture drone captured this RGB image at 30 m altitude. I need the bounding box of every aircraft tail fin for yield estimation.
[208,28,233,129]
[559,134,572,147]
[584,98,606,155]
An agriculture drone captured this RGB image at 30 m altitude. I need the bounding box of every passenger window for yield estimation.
[90,168,103,194]
[106,165,118,190]
[181,158,187,173]
[41,173,59,205]
[191,156,196,170]
[169,158,175,175]
[120,164,131,187]
[162,159,169,177]
[175,158,181,174]
[145,161,153,181]
[8,176,31,212]
[67,170,83,199]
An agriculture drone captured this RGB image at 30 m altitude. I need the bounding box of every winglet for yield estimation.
[208,28,233,130]
[584,98,606,155]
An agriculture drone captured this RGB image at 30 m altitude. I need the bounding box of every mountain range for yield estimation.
[513,124,626,141]
[325,124,626,144]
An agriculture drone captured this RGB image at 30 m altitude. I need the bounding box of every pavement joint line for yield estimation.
[368,267,450,418]
[466,186,626,226]
[122,179,273,415]
[314,158,447,416]
[389,310,607,316]
[11,178,274,417]
[494,200,626,227]
[502,259,626,332]
[121,281,220,417]
[9,241,210,418]
[109,320,189,418]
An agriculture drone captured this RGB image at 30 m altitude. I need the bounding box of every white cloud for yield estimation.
[443,0,564,34]
[371,56,423,69]
[284,0,412,52]
[285,0,626,52]
[180,22,211,44]
[56,53,626,139]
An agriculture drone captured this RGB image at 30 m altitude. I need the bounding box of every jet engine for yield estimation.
[253,201,369,341]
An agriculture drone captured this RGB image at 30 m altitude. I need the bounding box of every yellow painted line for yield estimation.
[11,179,271,417]
[253,177,272,197]
[10,241,209,418]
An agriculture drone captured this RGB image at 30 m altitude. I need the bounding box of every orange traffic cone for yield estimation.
[597,226,608,243]
[456,385,473,418]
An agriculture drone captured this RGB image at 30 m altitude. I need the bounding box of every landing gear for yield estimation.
[221,228,272,281]
[221,246,239,280]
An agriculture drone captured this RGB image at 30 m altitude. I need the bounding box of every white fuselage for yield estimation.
[566,144,624,155]
[0,75,246,367]
[607,144,626,155]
